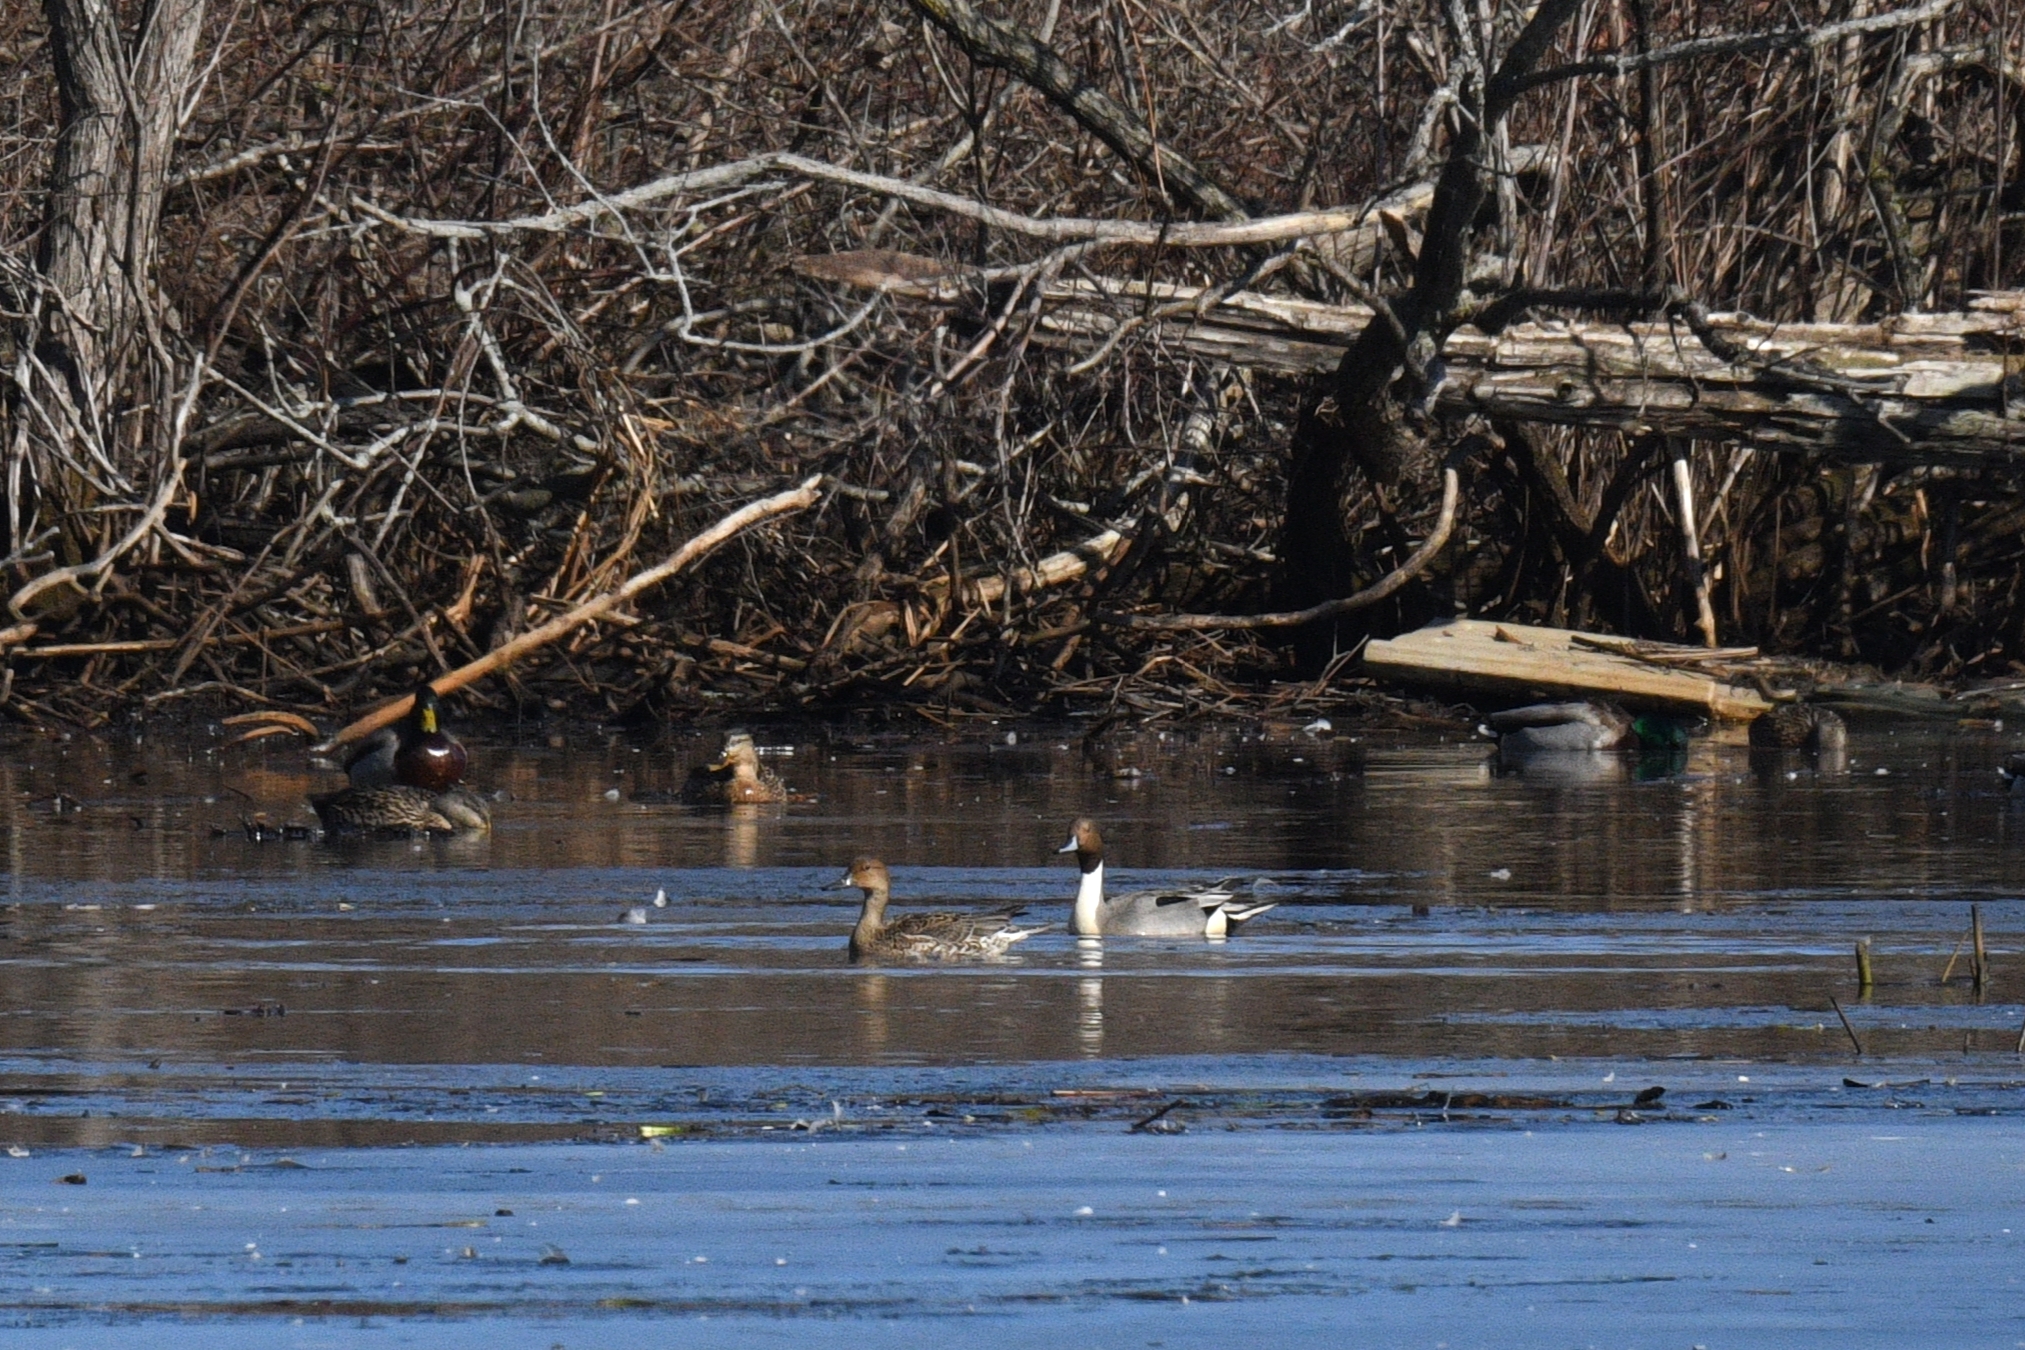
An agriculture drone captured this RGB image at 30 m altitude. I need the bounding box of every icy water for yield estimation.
[3,719,2025,1346]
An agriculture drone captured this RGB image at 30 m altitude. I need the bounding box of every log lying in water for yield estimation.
[1363,619,1774,721]
[800,252,2025,467]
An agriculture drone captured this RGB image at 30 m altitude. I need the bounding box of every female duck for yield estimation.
[681,731,791,804]
[825,856,1042,962]
[311,783,491,836]
[1748,703,1848,752]
[1056,818,1275,937]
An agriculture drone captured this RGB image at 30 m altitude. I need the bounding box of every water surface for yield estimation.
[3,719,2023,1342]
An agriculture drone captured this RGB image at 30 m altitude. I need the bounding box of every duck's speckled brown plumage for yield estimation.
[681,732,791,804]
[1749,703,1848,751]
[826,856,1042,962]
[311,784,491,836]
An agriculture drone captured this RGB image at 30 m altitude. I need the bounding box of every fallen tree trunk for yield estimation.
[802,253,2025,468]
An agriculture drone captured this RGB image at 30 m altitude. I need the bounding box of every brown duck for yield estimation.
[310,784,491,836]
[825,857,1043,962]
[680,732,792,804]
[1748,704,1848,752]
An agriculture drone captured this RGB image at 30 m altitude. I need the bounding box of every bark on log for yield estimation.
[806,254,2025,467]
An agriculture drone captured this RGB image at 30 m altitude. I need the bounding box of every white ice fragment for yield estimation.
[1488,868,1512,881]
[603,787,621,800]
[1439,1210,1462,1227]
[653,889,668,908]
[1074,1205,1094,1216]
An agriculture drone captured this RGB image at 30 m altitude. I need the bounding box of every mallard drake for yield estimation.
[680,731,791,804]
[345,684,469,791]
[310,784,491,836]
[1055,818,1275,937]
[825,856,1043,962]
[1483,701,1688,754]
[1749,703,1848,752]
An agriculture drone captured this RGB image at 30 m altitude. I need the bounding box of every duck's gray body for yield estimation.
[341,726,400,788]
[1057,819,1275,937]
[1484,701,1635,753]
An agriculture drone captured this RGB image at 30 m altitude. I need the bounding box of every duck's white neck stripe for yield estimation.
[1072,860,1105,935]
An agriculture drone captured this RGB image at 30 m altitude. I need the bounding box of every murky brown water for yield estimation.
[4,718,2024,1342]
[3,719,2021,1090]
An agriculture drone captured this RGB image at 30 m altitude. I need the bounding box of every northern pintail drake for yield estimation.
[681,731,792,804]
[1055,818,1275,937]
[1749,703,1848,752]
[826,857,1044,962]
[345,684,469,791]
[1484,700,1687,755]
[310,783,491,836]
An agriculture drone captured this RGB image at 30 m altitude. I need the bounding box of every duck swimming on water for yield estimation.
[826,856,1043,962]
[1748,703,1848,752]
[1055,818,1275,938]
[310,783,491,836]
[311,684,487,835]
[343,684,469,791]
[681,731,792,804]
[1482,700,1688,755]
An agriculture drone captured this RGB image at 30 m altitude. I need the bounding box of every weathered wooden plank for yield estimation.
[1362,619,1774,721]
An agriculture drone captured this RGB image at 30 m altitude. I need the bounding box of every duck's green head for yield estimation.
[1630,714,1689,752]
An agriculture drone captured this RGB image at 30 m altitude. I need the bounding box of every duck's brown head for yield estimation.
[823,855,890,895]
[1056,817,1104,873]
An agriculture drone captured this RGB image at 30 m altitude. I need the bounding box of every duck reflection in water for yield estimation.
[1481,700,1690,782]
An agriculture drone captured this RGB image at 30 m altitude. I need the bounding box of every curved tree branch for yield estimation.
[1106,465,1459,632]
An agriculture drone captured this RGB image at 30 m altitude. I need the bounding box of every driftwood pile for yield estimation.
[4,0,2025,730]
